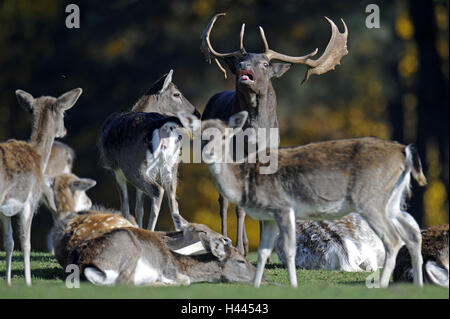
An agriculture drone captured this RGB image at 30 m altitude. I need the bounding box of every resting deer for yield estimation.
[66,222,256,286]
[0,88,81,285]
[394,224,448,287]
[98,70,200,230]
[195,111,427,288]
[200,13,348,255]
[275,213,385,271]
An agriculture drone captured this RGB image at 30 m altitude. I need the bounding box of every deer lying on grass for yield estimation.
[66,222,256,286]
[394,224,448,287]
[41,172,136,267]
[98,70,200,230]
[200,13,348,255]
[196,111,427,288]
[0,88,82,286]
[275,213,385,271]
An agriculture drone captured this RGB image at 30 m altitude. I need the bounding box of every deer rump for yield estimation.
[99,112,183,170]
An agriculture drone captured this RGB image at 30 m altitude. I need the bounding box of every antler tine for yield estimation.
[240,23,246,54]
[200,13,247,78]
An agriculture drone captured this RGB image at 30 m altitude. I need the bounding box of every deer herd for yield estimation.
[0,13,448,289]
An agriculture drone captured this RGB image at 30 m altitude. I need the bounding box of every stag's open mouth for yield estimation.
[239,70,255,83]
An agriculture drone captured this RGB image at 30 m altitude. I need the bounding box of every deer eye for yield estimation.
[173,92,181,98]
[263,62,269,67]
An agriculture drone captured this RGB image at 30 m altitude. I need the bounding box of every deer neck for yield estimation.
[131,94,159,112]
[236,82,278,130]
[29,111,55,172]
[174,254,223,283]
[208,161,245,205]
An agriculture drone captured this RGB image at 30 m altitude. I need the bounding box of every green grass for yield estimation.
[0,251,448,299]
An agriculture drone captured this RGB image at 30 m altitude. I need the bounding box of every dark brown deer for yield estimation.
[200,13,348,255]
[67,222,256,286]
[195,111,426,288]
[0,88,81,286]
[98,70,200,230]
[394,224,448,287]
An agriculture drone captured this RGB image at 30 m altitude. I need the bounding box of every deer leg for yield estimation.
[274,208,297,287]
[114,170,130,220]
[362,208,403,288]
[254,219,278,288]
[1,215,14,285]
[164,170,188,231]
[135,189,145,228]
[236,206,249,256]
[218,194,228,237]
[19,202,33,286]
[147,185,164,231]
[394,211,423,287]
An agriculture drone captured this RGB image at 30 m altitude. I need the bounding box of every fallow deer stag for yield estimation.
[200,13,348,255]
[67,222,256,286]
[0,88,81,286]
[394,224,448,287]
[98,70,200,230]
[275,213,385,272]
[195,111,427,288]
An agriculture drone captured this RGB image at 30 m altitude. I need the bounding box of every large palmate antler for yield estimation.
[259,17,348,83]
[200,13,247,79]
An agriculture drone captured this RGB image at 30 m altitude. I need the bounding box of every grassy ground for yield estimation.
[0,251,448,299]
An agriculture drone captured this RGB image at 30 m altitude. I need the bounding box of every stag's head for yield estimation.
[16,88,82,139]
[135,70,201,118]
[201,13,348,94]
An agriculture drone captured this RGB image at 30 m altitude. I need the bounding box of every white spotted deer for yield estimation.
[200,13,348,255]
[195,111,427,288]
[0,88,82,286]
[66,222,256,286]
[98,70,200,230]
[41,172,136,267]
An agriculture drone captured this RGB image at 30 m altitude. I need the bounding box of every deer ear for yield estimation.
[57,88,82,111]
[69,178,96,193]
[270,62,291,78]
[15,90,35,113]
[177,112,200,132]
[208,237,230,261]
[160,69,173,93]
[223,57,237,75]
[228,111,248,130]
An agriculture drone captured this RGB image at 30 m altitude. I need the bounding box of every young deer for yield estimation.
[394,224,448,287]
[98,70,200,230]
[41,172,137,266]
[0,88,82,286]
[67,222,256,286]
[200,13,348,256]
[275,213,385,271]
[196,111,427,288]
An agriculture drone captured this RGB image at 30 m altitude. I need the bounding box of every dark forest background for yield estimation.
[0,0,448,251]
